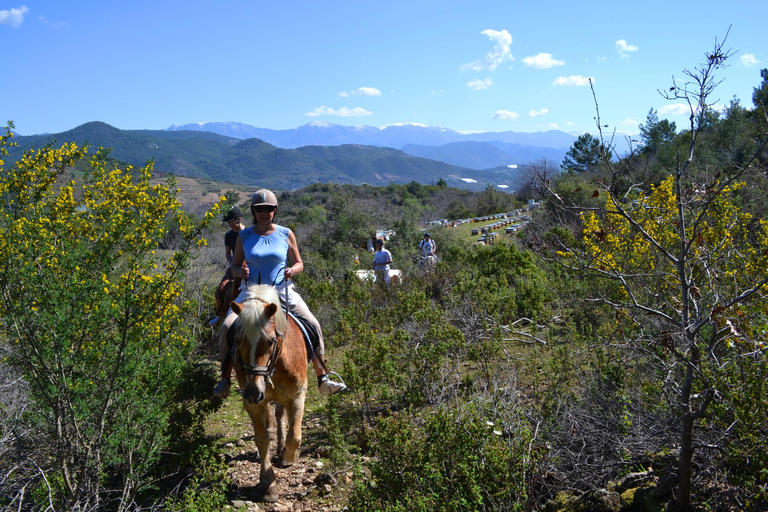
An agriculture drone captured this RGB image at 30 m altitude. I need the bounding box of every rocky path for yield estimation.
[212,389,354,512]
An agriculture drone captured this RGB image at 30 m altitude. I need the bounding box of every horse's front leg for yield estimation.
[277,388,306,465]
[245,402,279,503]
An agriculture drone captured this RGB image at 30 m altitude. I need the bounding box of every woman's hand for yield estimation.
[241,263,249,280]
[284,266,294,280]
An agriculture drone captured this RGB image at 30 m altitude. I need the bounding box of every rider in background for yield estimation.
[372,239,393,285]
[208,206,245,326]
[213,189,346,399]
[418,232,436,259]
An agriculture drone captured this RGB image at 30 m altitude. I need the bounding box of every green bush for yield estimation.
[349,406,534,512]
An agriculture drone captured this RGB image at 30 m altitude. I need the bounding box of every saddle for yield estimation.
[227,302,316,364]
[282,306,316,364]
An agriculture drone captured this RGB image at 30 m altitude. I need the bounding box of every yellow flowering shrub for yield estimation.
[580,175,768,344]
[0,123,223,510]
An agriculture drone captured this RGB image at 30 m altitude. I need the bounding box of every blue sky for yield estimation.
[3,0,766,140]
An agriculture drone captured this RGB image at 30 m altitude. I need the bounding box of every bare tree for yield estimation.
[535,35,768,510]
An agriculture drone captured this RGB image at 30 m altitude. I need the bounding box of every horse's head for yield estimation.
[231,285,287,405]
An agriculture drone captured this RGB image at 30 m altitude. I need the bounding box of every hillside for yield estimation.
[401,140,568,170]
[8,122,526,191]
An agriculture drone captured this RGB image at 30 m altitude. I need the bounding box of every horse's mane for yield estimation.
[235,284,288,342]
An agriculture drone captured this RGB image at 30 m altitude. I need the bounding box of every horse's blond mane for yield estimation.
[236,284,288,341]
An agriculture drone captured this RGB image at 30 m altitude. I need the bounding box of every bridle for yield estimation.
[239,325,285,389]
[237,307,286,389]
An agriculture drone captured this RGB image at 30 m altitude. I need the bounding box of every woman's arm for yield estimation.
[285,230,304,280]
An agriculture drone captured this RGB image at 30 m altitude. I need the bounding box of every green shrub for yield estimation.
[349,406,534,512]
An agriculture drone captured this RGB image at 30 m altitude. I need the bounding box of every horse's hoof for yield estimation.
[275,458,294,468]
[260,485,280,503]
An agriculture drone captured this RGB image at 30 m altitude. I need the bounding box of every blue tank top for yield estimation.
[240,225,291,286]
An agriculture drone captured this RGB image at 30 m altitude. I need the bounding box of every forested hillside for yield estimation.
[7,122,524,191]
[1,51,767,512]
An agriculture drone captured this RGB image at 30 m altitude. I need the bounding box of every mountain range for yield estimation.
[7,122,525,191]
[166,121,574,170]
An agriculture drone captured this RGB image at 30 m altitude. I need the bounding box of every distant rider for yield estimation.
[418,232,436,258]
[372,238,393,285]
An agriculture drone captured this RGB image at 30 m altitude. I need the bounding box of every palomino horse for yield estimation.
[230,284,309,503]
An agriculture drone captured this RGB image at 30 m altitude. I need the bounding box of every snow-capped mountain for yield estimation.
[167,121,577,151]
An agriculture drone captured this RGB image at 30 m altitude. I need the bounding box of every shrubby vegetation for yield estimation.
[1,47,767,512]
[0,126,223,511]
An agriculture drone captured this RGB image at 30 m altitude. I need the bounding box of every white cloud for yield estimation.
[339,87,381,97]
[528,108,549,117]
[552,75,592,86]
[39,15,68,28]
[462,29,513,71]
[597,56,607,61]
[522,52,564,69]
[741,53,759,67]
[616,39,638,58]
[658,103,689,116]
[353,87,381,96]
[305,106,373,117]
[0,5,29,27]
[621,117,639,127]
[467,78,493,90]
[549,123,559,129]
[493,109,519,120]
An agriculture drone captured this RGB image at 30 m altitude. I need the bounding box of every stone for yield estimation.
[314,473,338,487]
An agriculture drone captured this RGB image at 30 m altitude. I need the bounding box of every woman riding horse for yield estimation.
[213,189,346,399]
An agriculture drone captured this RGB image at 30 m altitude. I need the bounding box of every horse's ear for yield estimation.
[231,301,244,315]
[264,303,278,318]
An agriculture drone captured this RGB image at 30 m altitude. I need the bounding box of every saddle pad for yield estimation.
[283,307,316,363]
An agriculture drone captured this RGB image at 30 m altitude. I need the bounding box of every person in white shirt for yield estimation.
[418,233,436,258]
[372,239,393,285]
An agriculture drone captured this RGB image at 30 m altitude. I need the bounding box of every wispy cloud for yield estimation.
[621,117,639,127]
[0,5,29,28]
[616,39,638,58]
[740,53,759,67]
[552,75,592,86]
[467,78,493,90]
[528,108,549,117]
[339,87,381,98]
[658,103,689,116]
[462,29,513,71]
[305,106,373,117]
[39,15,68,28]
[522,53,564,69]
[493,109,519,120]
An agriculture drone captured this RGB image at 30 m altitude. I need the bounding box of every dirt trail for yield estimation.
[214,389,352,512]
